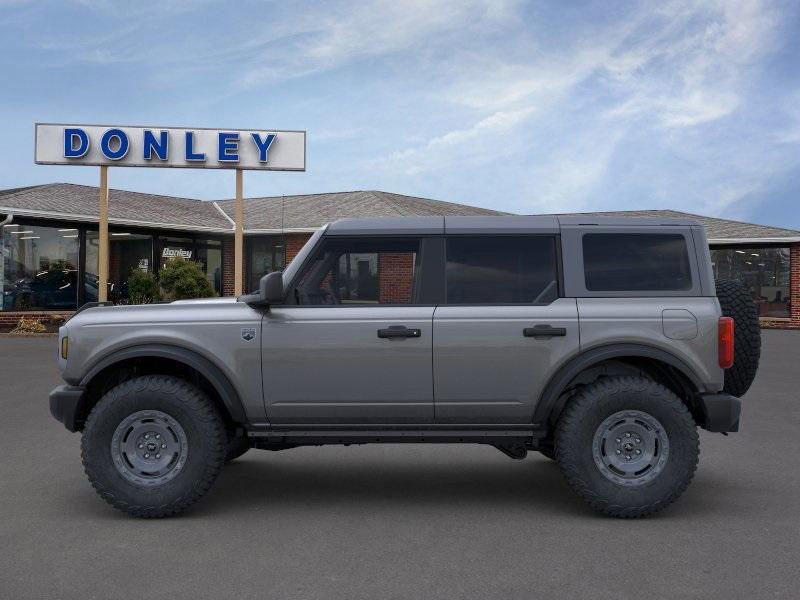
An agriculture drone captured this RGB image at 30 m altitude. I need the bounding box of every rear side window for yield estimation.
[446,236,558,304]
[583,233,692,291]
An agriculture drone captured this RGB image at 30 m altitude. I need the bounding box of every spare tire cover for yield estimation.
[715,279,761,397]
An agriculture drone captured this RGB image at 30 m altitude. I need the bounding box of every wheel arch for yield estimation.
[534,343,705,428]
[78,343,246,428]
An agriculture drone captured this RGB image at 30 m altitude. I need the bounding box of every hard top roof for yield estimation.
[325,215,700,235]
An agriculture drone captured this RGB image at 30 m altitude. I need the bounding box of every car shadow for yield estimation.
[180,450,593,519]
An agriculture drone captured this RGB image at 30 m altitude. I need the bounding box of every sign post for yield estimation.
[235,169,244,295]
[34,123,306,301]
[98,166,109,302]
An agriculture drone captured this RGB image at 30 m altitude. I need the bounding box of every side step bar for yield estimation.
[247,424,547,445]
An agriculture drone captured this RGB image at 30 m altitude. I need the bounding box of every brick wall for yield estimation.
[222,237,235,296]
[378,253,414,304]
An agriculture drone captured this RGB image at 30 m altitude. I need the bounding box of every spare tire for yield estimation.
[715,279,761,397]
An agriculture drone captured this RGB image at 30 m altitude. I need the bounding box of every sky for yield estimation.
[1,0,799,227]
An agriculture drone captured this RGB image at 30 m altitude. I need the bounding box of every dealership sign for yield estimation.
[34,123,306,171]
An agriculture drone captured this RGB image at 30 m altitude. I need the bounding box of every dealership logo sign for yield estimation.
[162,247,193,260]
[35,123,306,171]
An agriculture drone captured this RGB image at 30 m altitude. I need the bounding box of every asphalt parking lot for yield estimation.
[1,331,799,599]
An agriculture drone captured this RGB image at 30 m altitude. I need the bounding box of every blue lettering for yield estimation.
[100,128,129,160]
[63,128,89,158]
[218,132,239,162]
[143,130,168,160]
[251,133,276,162]
[185,131,205,161]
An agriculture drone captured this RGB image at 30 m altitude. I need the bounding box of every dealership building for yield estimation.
[1,182,798,328]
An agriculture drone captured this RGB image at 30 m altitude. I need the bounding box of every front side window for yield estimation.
[445,236,558,304]
[292,237,420,305]
[583,233,692,292]
[711,247,790,318]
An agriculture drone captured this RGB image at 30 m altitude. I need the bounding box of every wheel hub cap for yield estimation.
[111,410,188,487]
[592,410,669,487]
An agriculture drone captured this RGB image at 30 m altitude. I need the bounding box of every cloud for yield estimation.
[378,106,535,175]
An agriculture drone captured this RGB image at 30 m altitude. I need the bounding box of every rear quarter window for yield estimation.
[583,233,692,292]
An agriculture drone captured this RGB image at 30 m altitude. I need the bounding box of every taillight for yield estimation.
[718,317,734,369]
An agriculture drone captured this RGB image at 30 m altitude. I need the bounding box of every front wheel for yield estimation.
[555,376,699,518]
[81,375,226,518]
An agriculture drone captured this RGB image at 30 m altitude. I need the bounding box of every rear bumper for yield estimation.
[49,385,86,432]
[698,392,742,433]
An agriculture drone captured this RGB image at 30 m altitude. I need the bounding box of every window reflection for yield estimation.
[711,247,791,318]
[2,224,80,310]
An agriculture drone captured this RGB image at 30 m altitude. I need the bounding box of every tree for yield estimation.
[127,269,160,304]
[158,259,215,300]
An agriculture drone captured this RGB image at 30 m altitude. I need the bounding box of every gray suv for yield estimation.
[49,216,760,518]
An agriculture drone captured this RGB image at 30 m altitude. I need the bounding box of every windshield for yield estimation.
[281,226,326,286]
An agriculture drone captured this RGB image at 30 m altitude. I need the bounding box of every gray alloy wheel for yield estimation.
[591,410,669,486]
[110,410,189,487]
[81,375,226,518]
[555,375,699,518]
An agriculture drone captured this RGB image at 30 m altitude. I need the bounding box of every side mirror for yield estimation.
[260,270,285,304]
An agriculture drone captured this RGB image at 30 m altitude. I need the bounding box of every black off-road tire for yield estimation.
[81,375,226,518]
[555,376,699,518]
[225,430,251,463]
[715,279,761,397]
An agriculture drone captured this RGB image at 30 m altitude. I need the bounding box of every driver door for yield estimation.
[261,236,435,424]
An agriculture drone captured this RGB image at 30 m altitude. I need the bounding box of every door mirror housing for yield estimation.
[239,270,284,307]
[261,270,285,304]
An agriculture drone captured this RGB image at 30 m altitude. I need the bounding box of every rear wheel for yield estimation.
[715,279,761,397]
[555,376,699,518]
[81,375,226,518]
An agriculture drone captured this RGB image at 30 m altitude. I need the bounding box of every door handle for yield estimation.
[523,324,567,338]
[377,325,422,339]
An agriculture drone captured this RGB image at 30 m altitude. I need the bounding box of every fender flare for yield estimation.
[533,343,704,425]
[78,343,246,423]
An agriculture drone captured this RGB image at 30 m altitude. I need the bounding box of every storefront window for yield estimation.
[158,236,222,296]
[196,240,222,295]
[85,231,154,304]
[2,223,80,310]
[248,236,285,292]
[711,247,791,318]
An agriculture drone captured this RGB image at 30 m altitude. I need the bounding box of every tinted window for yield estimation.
[446,236,558,304]
[583,233,692,291]
[293,237,420,305]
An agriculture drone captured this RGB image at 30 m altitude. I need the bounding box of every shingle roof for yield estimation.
[214,190,505,231]
[0,183,230,232]
[1,184,797,242]
[552,209,800,242]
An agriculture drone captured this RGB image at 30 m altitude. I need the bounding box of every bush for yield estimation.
[11,316,46,334]
[127,269,161,304]
[159,259,215,301]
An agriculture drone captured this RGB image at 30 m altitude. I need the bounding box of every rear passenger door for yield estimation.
[433,233,579,424]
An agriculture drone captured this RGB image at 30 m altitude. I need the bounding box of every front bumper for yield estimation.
[698,392,742,433]
[49,385,86,432]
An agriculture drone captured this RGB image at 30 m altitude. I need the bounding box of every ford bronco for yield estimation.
[49,216,761,518]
